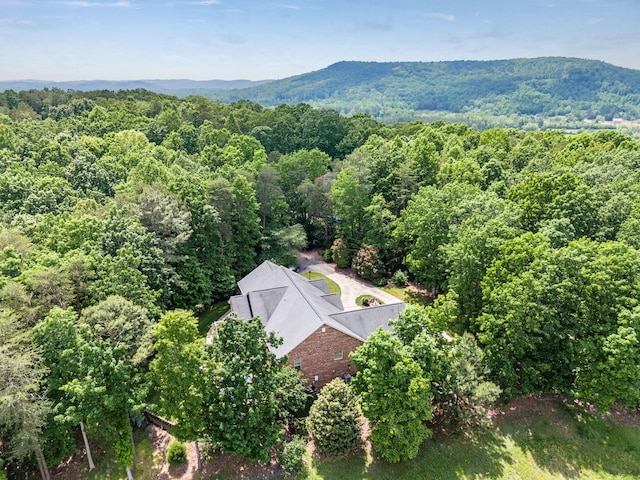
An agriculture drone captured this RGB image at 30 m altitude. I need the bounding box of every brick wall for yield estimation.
[287,325,363,388]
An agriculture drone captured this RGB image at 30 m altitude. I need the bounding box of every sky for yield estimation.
[1,0,639,81]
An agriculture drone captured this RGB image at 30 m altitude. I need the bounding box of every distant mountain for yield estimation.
[199,57,640,122]
[0,78,271,94]
[4,58,640,125]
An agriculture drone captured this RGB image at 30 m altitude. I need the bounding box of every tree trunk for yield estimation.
[34,445,50,480]
[80,419,95,471]
[194,440,202,470]
[126,466,134,480]
[129,419,138,469]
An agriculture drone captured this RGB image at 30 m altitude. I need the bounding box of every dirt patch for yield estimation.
[603,407,640,428]
[49,429,107,480]
[490,394,640,430]
[149,426,199,480]
[197,451,283,480]
[490,394,569,425]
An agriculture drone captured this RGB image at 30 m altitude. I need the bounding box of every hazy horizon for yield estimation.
[2,0,639,82]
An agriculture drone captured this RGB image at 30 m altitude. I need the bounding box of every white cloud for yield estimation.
[194,0,221,4]
[422,12,455,22]
[275,4,300,10]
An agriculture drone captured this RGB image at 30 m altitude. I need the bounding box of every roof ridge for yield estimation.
[281,266,327,322]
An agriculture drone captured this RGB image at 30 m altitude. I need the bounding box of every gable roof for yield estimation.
[230,261,405,356]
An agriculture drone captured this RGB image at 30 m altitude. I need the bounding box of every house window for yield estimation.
[334,350,343,361]
[293,358,302,371]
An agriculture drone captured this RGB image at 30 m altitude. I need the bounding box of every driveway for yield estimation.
[297,251,403,310]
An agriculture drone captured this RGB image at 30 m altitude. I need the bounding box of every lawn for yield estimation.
[85,429,162,480]
[197,300,230,337]
[50,398,640,480]
[300,271,341,295]
[380,285,434,307]
[298,401,640,480]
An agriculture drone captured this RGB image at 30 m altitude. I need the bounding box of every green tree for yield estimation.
[332,167,371,247]
[307,379,362,456]
[351,244,385,282]
[202,316,285,462]
[0,309,52,480]
[149,310,205,443]
[276,148,331,214]
[330,237,350,268]
[350,328,433,462]
[273,365,309,424]
[32,308,92,470]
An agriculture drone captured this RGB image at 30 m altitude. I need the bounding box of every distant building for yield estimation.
[230,261,405,387]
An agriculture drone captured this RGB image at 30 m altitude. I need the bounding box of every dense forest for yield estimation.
[202,57,640,126]
[2,88,640,478]
[4,57,640,131]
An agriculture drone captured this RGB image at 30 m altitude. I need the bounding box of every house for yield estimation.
[229,261,406,387]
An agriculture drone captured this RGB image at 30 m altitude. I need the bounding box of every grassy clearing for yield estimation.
[197,300,230,337]
[86,429,162,480]
[297,404,640,480]
[300,271,341,295]
[380,285,434,307]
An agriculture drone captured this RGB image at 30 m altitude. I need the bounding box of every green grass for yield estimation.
[300,271,341,295]
[197,301,230,337]
[380,285,434,307]
[297,404,640,480]
[86,429,162,480]
[355,294,384,306]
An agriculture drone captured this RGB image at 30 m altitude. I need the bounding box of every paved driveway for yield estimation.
[297,252,403,310]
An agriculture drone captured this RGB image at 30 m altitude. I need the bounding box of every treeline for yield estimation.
[1,89,640,476]
[202,57,640,124]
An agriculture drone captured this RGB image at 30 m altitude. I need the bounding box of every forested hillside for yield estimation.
[4,57,640,130]
[203,57,640,126]
[2,89,640,478]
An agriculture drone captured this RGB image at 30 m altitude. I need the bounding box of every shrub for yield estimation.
[307,379,362,456]
[277,436,306,473]
[331,237,351,268]
[322,248,333,263]
[392,270,408,287]
[352,244,384,282]
[166,439,187,466]
[373,277,387,287]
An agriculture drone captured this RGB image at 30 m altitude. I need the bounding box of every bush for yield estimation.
[331,237,351,268]
[278,436,306,473]
[392,270,408,287]
[322,248,333,263]
[307,379,362,456]
[166,439,187,466]
[352,244,384,282]
[373,277,387,287]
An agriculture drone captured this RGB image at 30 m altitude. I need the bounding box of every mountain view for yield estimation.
[5,57,639,131]
[3,1,640,479]
[202,57,640,121]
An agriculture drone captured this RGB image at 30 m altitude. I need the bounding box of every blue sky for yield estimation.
[1,0,639,80]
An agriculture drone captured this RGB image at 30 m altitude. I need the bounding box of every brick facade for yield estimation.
[286,324,363,388]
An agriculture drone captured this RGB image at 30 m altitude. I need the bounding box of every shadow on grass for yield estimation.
[404,289,434,307]
[197,301,230,337]
[313,429,511,480]
[505,404,640,479]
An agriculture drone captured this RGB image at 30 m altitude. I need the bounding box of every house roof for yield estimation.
[230,260,406,356]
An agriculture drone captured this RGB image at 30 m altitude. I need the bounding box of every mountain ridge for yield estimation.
[3,57,640,124]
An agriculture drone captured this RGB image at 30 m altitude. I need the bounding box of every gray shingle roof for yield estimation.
[231,261,406,356]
